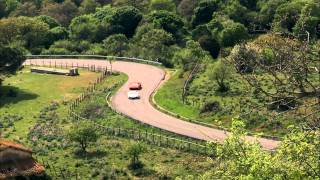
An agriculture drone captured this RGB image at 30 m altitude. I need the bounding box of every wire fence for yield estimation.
[63,67,211,155]
[70,111,210,155]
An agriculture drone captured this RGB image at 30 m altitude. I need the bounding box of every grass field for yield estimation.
[155,70,200,120]
[25,72,211,179]
[0,67,100,141]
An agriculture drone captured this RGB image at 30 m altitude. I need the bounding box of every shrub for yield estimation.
[81,102,105,119]
[68,121,99,152]
[267,97,298,112]
[200,100,221,114]
[198,35,220,58]
[127,142,146,170]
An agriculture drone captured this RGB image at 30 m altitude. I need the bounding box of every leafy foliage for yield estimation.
[103,34,128,56]
[68,121,99,152]
[0,44,25,84]
[203,118,320,179]
[127,142,146,169]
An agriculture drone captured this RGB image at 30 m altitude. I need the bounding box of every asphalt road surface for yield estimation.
[26,59,280,150]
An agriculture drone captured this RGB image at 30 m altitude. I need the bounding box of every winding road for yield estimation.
[26,59,280,150]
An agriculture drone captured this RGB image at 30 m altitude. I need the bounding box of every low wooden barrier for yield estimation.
[30,67,78,76]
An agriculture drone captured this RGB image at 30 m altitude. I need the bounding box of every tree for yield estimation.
[103,34,128,72]
[203,117,320,179]
[293,2,320,40]
[41,0,78,26]
[135,28,175,66]
[79,0,100,15]
[198,35,220,58]
[177,0,197,21]
[258,0,287,30]
[36,15,60,29]
[0,44,25,86]
[0,17,50,53]
[49,26,69,41]
[103,34,128,56]
[173,40,208,102]
[150,0,176,12]
[4,0,19,16]
[68,121,99,152]
[239,0,257,10]
[147,10,184,38]
[41,17,67,46]
[93,5,115,22]
[9,1,38,17]
[174,40,207,71]
[229,34,319,118]
[223,1,249,26]
[208,60,231,92]
[109,6,142,37]
[0,0,6,18]
[220,22,248,47]
[127,142,146,169]
[112,0,150,12]
[272,1,304,33]
[46,40,77,53]
[191,0,219,27]
[191,24,211,40]
[69,15,98,42]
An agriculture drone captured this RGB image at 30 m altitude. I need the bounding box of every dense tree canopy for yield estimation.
[69,15,98,42]
[103,33,128,56]
[109,6,142,37]
[0,44,25,85]
[0,17,50,53]
[150,0,176,12]
[191,0,219,27]
[147,10,184,39]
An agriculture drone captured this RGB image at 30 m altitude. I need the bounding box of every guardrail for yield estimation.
[26,55,163,66]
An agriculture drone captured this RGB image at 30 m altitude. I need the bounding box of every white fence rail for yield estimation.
[26,55,162,66]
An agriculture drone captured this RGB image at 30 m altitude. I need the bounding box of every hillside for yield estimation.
[0,0,319,179]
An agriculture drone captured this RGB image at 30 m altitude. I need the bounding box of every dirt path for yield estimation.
[26,59,280,150]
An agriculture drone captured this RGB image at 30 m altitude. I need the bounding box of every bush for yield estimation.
[41,47,71,55]
[81,102,105,119]
[220,22,248,47]
[200,100,221,114]
[198,35,220,58]
[267,97,298,112]
[127,142,146,170]
[49,26,69,41]
[68,121,99,152]
[0,114,23,128]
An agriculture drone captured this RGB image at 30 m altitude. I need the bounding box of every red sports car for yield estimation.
[128,82,142,90]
